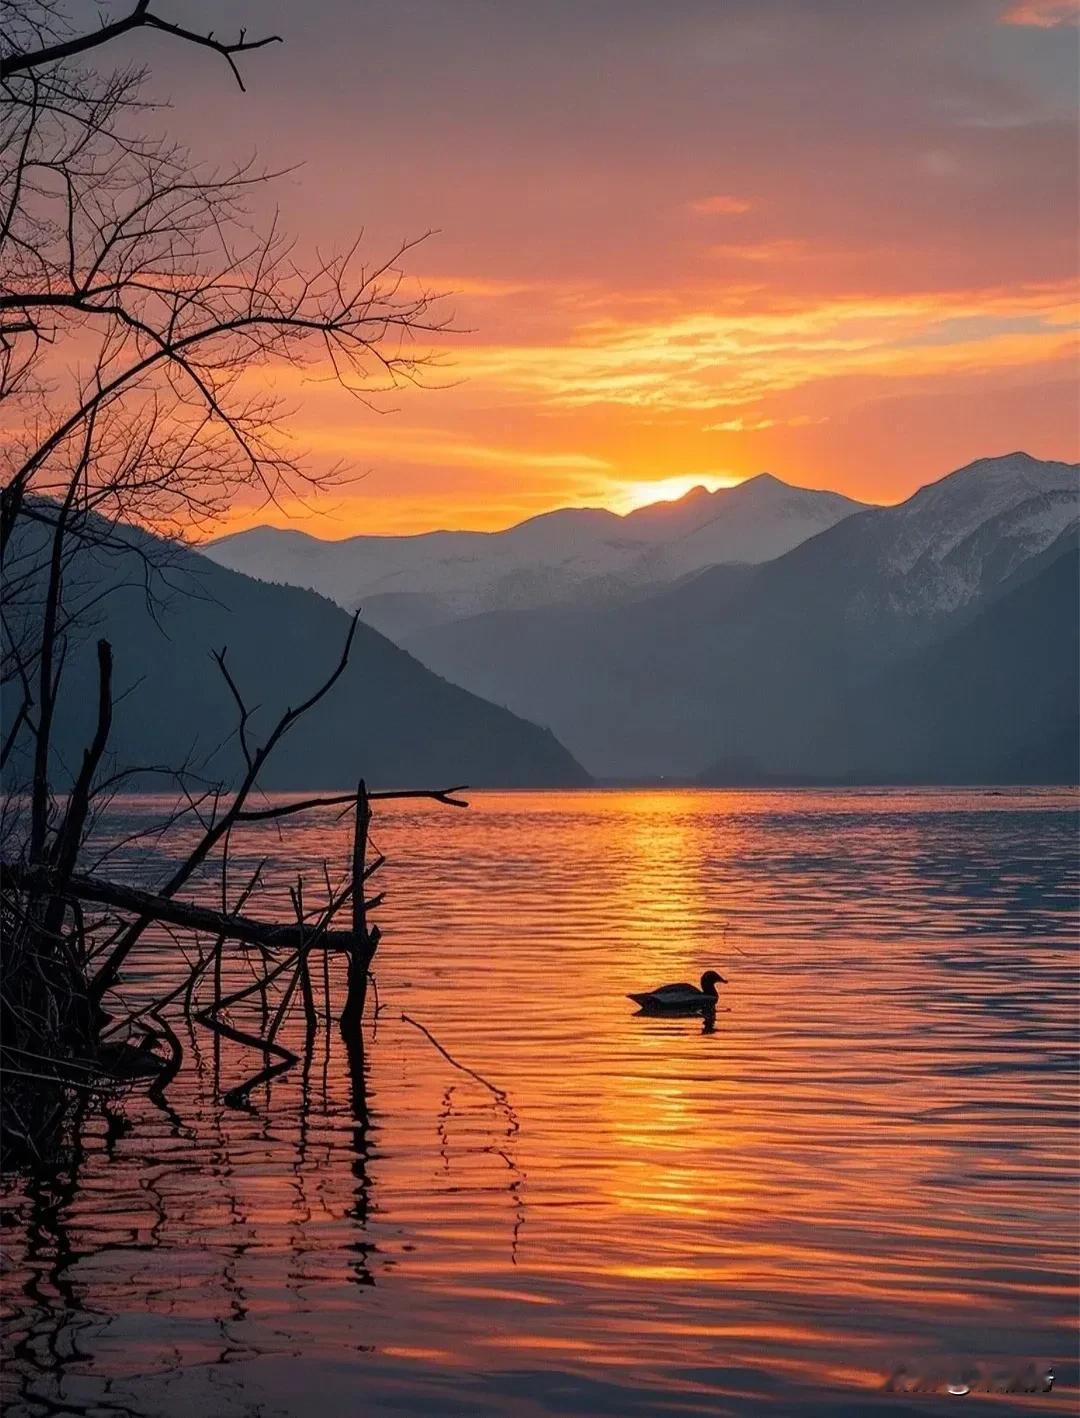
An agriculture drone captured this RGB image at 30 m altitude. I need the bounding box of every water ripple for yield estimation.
[2,787,1076,1416]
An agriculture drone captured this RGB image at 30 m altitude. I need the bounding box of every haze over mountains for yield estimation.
[206,474,865,643]
[399,453,1077,783]
[3,514,589,792]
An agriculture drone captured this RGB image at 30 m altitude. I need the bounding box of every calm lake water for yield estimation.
[2,788,1078,1416]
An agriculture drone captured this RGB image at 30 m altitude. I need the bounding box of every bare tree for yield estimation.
[0,2,459,1161]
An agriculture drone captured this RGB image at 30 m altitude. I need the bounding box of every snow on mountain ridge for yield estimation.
[838,456,1079,626]
[887,452,1078,573]
[200,456,1076,643]
[202,472,864,632]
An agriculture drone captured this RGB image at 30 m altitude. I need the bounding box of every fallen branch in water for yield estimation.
[194,947,305,1107]
[5,863,363,954]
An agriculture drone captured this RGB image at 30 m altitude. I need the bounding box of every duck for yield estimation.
[627,970,727,1012]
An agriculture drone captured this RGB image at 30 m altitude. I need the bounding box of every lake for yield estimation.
[2,788,1077,1416]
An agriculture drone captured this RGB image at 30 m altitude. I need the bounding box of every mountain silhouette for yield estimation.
[700,532,1079,785]
[3,513,589,791]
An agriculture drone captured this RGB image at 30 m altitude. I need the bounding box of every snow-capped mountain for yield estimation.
[402,452,1079,780]
[843,452,1078,620]
[202,475,866,641]
[628,474,864,583]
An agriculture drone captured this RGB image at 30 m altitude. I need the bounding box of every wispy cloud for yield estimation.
[688,194,753,216]
[296,423,613,474]
[705,415,829,432]
[707,239,808,263]
[1001,0,1079,26]
[454,280,1078,414]
[408,273,541,298]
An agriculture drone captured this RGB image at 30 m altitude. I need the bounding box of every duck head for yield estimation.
[700,970,727,996]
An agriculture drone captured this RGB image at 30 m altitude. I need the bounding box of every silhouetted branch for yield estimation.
[0,0,464,1155]
[211,646,255,770]
[87,614,361,1000]
[0,695,30,771]
[236,787,470,822]
[1,4,282,89]
[7,863,356,953]
[49,639,113,886]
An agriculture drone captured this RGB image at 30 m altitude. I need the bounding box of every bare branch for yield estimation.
[1,5,282,89]
[236,785,471,822]
[6,862,356,953]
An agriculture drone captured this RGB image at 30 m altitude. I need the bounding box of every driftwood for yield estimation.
[2,596,470,1141]
[5,772,467,1072]
[5,863,365,954]
[3,775,468,963]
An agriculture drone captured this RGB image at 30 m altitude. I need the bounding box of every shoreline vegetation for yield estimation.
[0,9,476,1166]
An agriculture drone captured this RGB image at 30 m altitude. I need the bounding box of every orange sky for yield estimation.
[143,0,1078,535]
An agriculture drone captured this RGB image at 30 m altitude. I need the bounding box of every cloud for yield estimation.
[1001,0,1079,26]
[705,415,829,432]
[707,239,808,262]
[453,279,1079,414]
[688,194,753,216]
[408,273,540,298]
[707,417,779,432]
[294,423,613,474]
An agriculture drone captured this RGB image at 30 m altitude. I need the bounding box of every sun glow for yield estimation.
[613,472,741,514]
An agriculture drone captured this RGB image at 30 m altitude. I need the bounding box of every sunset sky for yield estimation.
[141,0,1077,534]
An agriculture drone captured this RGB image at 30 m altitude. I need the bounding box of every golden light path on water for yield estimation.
[2,788,1077,1416]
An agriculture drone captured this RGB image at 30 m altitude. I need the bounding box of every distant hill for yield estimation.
[2,515,590,792]
[699,535,1079,785]
[838,534,1079,783]
[202,474,866,642]
[404,453,1079,782]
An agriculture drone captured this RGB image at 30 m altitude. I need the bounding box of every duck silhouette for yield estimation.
[627,970,727,1012]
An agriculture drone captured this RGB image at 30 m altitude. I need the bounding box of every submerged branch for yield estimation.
[6,863,356,953]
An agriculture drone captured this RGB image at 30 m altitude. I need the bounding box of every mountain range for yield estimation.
[204,451,1076,783]
[2,514,589,793]
[15,452,1073,792]
[205,474,865,642]
[399,452,1077,782]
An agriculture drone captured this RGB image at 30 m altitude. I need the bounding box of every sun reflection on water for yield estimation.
[1,787,1076,1417]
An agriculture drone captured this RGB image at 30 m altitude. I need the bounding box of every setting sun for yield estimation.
[612,472,741,515]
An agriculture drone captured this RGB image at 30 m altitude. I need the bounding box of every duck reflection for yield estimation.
[630,1000,727,1034]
